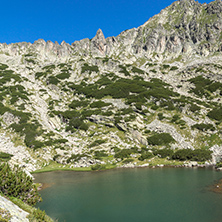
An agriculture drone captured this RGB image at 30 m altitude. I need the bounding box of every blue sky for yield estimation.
[1,0,212,44]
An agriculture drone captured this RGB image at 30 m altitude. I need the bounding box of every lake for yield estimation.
[34,167,222,222]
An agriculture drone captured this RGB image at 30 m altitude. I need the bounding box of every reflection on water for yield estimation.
[34,167,222,222]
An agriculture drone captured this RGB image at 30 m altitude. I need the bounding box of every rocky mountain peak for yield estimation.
[94,29,105,40]
[91,28,106,55]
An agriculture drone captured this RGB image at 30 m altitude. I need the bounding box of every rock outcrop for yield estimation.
[0,196,29,222]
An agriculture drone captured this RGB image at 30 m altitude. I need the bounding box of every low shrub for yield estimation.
[216,162,222,168]
[56,72,70,80]
[119,65,130,76]
[162,64,170,69]
[94,150,108,159]
[89,140,106,148]
[114,148,137,160]
[32,208,46,220]
[35,72,47,79]
[0,152,13,162]
[53,154,61,161]
[114,149,131,160]
[207,107,222,121]
[67,154,86,163]
[47,76,59,85]
[131,67,144,74]
[153,148,173,158]
[170,66,178,71]
[190,104,201,112]
[66,118,88,132]
[172,149,212,161]
[138,152,153,161]
[81,63,99,73]
[0,163,42,205]
[191,123,215,132]
[158,113,164,120]
[122,158,134,164]
[69,100,88,109]
[90,101,111,108]
[147,133,175,146]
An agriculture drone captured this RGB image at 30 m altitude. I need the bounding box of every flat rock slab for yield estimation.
[0,196,29,222]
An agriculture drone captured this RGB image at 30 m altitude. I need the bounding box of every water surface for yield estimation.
[34,167,222,222]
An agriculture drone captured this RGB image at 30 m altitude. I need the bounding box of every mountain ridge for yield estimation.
[1,0,222,64]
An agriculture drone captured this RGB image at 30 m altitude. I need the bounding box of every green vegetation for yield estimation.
[114,147,138,160]
[81,63,99,73]
[190,103,201,113]
[170,114,186,126]
[158,113,164,120]
[119,65,130,76]
[172,149,212,162]
[66,118,89,132]
[91,164,106,171]
[170,66,178,71]
[131,66,144,74]
[28,208,47,221]
[0,104,44,150]
[69,77,178,107]
[0,152,13,162]
[94,150,108,159]
[89,140,106,148]
[56,72,70,80]
[69,99,89,109]
[0,85,29,105]
[10,116,44,149]
[216,162,222,168]
[122,158,134,164]
[153,148,174,158]
[35,72,48,79]
[188,76,222,98]
[0,68,22,84]
[0,163,41,205]
[47,76,60,85]
[207,107,222,121]
[90,101,111,108]
[162,64,170,69]
[54,110,89,132]
[0,208,11,222]
[67,154,88,163]
[147,133,175,146]
[138,152,153,161]
[191,123,215,132]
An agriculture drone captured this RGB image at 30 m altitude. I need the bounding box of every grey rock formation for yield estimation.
[0,196,29,222]
[2,112,20,126]
[1,1,221,63]
[210,145,222,164]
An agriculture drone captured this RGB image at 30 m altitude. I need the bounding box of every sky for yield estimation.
[0,0,213,44]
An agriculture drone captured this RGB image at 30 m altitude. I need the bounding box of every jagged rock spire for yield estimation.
[92,29,106,43]
[91,29,106,55]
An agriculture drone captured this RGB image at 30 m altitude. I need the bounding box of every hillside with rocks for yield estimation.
[0,0,222,174]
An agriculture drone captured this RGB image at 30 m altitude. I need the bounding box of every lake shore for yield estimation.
[32,158,215,174]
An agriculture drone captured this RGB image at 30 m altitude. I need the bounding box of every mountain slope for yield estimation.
[0,0,222,172]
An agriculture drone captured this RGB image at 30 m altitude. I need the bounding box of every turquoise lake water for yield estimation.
[34,167,222,222]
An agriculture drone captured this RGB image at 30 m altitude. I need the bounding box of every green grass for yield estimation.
[32,162,92,173]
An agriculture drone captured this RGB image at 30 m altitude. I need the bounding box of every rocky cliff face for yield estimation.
[0,0,222,172]
[1,0,222,63]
